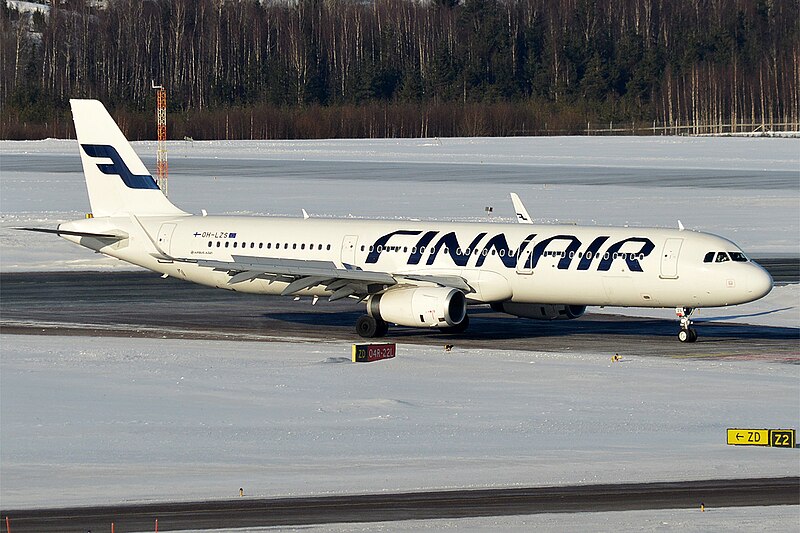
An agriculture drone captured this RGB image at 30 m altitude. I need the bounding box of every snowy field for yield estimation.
[1,335,798,510]
[1,136,798,529]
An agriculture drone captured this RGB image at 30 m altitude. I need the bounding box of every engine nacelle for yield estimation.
[368,287,467,328]
[494,302,587,321]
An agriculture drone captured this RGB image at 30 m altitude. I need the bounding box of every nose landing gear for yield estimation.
[676,307,697,342]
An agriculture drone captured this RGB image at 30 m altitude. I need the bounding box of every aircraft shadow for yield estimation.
[260,308,799,341]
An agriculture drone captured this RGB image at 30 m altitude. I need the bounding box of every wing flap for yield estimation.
[281,276,332,296]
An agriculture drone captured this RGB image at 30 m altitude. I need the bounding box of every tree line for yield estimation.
[2,0,798,140]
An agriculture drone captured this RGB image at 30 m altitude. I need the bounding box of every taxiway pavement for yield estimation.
[2,477,798,532]
[1,269,797,360]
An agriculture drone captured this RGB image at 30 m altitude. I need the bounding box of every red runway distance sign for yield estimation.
[352,343,396,363]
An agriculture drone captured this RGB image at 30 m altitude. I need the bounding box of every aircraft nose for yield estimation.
[747,263,773,300]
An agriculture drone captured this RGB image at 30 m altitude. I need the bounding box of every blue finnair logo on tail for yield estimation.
[81,144,160,190]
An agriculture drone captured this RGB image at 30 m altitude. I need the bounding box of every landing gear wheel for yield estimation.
[438,314,470,334]
[676,307,698,343]
[356,315,388,338]
[678,328,698,343]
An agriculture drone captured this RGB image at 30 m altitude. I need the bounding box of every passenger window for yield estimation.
[715,252,730,263]
[259,243,263,249]
[301,244,305,250]
[207,241,212,248]
[216,241,221,248]
[327,244,331,251]
[703,252,714,263]
[729,252,748,262]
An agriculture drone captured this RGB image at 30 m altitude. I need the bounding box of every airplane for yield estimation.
[21,99,773,343]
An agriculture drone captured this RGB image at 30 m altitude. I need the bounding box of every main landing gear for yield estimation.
[356,315,388,338]
[676,307,698,343]
[355,315,471,338]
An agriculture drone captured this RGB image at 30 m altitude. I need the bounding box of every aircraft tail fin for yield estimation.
[70,99,186,218]
[510,192,533,224]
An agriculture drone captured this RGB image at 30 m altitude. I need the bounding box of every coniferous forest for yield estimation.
[2,0,798,140]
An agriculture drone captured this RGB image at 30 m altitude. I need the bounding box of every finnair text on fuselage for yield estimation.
[363,229,653,272]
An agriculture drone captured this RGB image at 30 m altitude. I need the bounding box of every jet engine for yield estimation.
[368,287,467,328]
[492,302,587,320]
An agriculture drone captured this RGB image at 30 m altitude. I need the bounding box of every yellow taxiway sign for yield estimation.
[727,428,769,446]
[727,428,796,447]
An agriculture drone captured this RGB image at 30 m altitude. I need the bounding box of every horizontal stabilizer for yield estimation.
[16,227,127,240]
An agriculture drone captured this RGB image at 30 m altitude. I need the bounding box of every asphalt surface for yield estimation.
[753,257,800,283]
[1,264,798,361]
[2,477,798,532]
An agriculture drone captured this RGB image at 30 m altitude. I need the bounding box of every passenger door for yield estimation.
[660,238,683,279]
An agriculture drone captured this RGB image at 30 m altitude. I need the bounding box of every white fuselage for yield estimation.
[60,214,773,309]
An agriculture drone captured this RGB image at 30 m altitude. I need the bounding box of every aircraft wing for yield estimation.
[190,255,472,300]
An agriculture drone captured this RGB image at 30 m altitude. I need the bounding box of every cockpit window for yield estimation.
[705,251,748,264]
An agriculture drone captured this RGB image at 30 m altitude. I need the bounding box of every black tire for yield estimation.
[678,328,699,343]
[356,315,378,338]
[438,314,469,334]
[375,319,389,337]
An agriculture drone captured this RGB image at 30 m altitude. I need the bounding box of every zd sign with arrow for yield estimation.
[727,428,795,448]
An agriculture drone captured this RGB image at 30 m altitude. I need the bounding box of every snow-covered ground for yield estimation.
[1,136,798,529]
[1,335,798,511]
[5,0,50,16]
